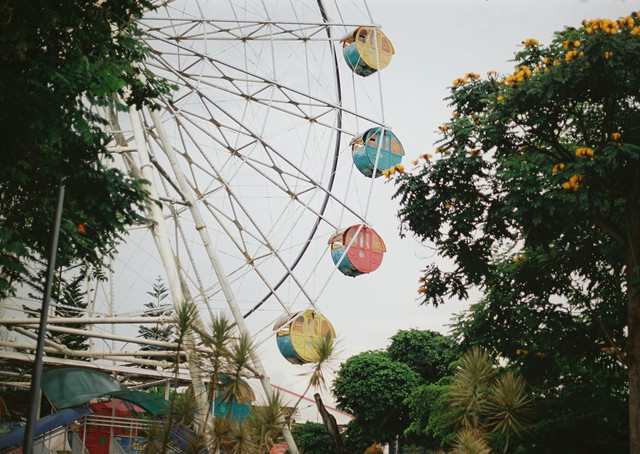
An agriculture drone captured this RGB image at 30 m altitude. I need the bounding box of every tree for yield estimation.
[448,348,532,454]
[139,276,173,343]
[291,422,337,454]
[388,329,460,383]
[393,14,640,450]
[0,0,174,300]
[332,351,420,451]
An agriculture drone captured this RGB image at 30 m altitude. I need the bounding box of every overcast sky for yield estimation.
[263,0,640,401]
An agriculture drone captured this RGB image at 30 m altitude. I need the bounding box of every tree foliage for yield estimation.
[333,351,420,450]
[0,0,174,299]
[388,329,460,383]
[291,422,337,454]
[394,13,640,451]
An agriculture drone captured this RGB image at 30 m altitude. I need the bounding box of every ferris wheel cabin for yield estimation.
[274,310,335,365]
[329,225,386,277]
[341,26,394,77]
[351,127,404,177]
[211,375,255,423]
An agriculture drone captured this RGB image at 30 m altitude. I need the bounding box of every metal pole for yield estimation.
[23,178,65,452]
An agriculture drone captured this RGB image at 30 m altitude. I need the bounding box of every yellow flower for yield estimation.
[632,26,640,35]
[523,38,539,47]
[411,160,418,166]
[497,95,504,101]
[396,165,405,173]
[516,349,528,356]
[575,147,594,157]
[605,51,613,59]
[439,125,450,132]
[573,40,581,47]
[612,132,621,141]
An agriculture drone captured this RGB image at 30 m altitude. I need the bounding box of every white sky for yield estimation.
[266,0,640,403]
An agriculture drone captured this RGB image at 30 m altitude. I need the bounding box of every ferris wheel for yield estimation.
[0,1,400,448]
[102,0,400,354]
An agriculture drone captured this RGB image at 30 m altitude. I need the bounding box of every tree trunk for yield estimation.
[314,393,345,454]
[627,240,640,453]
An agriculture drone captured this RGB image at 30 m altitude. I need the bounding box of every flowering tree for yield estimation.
[394,14,640,451]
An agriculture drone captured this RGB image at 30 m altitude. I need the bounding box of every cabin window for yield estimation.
[357,29,368,43]
[391,137,401,155]
[345,229,356,246]
[385,136,390,151]
[371,238,383,253]
[366,132,377,147]
[291,316,304,334]
[381,37,391,53]
[321,321,330,336]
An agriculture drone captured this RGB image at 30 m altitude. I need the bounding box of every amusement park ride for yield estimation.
[0,1,402,452]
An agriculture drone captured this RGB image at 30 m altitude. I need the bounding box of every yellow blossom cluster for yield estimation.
[513,254,526,263]
[552,163,565,174]
[381,164,405,179]
[605,51,613,59]
[575,147,594,157]
[583,18,619,35]
[516,349,528,356]
[563,174,584,191]
[417,276,430,294]
[411,154,433,165]
[434,147,450,155]
[452,72,480,88]
[503,65,532,88]
[468,149,482,157]
[618,15,637,28]
[439,124,450,132]
[612,132,622,142]
[565,50,584,62]
[523,38,539,47]
[563,40,581,49]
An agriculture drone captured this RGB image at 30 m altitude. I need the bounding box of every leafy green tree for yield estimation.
[393,13,640,450]
[332,351,420,451]
[0,0,174,300]
[388,329,460,383]
[404,380,457,452]
[453,279,629,452]
[23,273,89,356]
[291,422,337,454]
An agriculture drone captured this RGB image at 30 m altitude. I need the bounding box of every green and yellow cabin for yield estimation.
[351,127,404,177]
[341,26,394,77]
[274,310,335,365]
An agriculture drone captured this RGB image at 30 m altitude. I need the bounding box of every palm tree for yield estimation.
[484,371,533,453]
[448,347,495,432]
[290,332,337,415]
[450,428,492,454]
[447,347,533,453]
[248,390,288,453]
